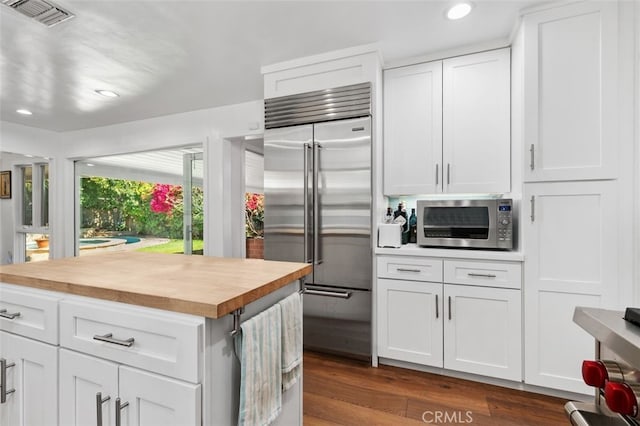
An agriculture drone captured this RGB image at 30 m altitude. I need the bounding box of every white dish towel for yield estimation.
[237,304,282,426]
[278,292,302,391]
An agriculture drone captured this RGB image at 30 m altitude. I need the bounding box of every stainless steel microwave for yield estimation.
[416,198,513,250]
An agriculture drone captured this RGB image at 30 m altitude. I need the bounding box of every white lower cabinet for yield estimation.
[522,180,617,394]
[376,256,522,382]
[0,331,58,426]
[377,279,443,366]
[60,349,201,426]
[443,284,522,381]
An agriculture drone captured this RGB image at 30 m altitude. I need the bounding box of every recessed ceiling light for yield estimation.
[446,2,473,20]
[86,163,95,167]
[16,109,32,115]
[95,89,120,98]
[24,154,34,158]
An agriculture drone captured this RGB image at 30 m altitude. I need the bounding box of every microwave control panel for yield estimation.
[496,199,513,248]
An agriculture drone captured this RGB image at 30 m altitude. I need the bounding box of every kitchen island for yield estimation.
[0,252,312,426]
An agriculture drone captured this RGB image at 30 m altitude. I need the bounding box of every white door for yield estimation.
[442,48,511,193]
[377,278,443,367]
[523,1,618,182]
[59,349,119,426]
[383,61,443,195]
[119,366,201,426]
[523,181,618,393]
[0,332,58,426]
[443,284,521,381]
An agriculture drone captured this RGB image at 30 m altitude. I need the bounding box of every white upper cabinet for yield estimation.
[443,49,511,193]
[383,48,511,195]
[523,1,618,182]
[383,61,443,195]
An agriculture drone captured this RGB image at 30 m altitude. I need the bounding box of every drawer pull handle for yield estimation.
[0,309,21,320]
[467,273,497,278]
[115,397,129,426]
[93,333,135,347]
[96,392,111,426]
[1,358,15,404]
[397,268,421,273]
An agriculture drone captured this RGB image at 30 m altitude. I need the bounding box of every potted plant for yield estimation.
[245,193,264,259]
[35,235,49,248]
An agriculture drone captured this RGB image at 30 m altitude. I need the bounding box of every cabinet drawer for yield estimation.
[0,283,60,344]
[444,260,522,289]
[377,256,443,282]
[60,298,204,383]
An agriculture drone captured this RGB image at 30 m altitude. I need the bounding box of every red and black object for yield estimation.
[624,307,640,328]
[605,381,640,418]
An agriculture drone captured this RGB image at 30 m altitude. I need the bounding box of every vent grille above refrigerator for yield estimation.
[264,82,371,129]
[3,0,74,27]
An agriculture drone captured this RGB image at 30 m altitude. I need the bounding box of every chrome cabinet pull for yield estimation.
[447,163,451,185]
[115,398,129,426]
[530,196,535,222]
[0,309,21,320]
[1,358,15,404]
[467,273,497,278]
[435,163,439,186]
[93,333,135,347]
[435,294,439,319]
[303,289,352,299]
[529,144,535,170]
[448,296,452,321]
[396,268,421,273]
[96,392,111,426]
[303,143,312,263]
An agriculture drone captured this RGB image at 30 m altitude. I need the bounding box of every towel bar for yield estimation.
[229,288,306,337]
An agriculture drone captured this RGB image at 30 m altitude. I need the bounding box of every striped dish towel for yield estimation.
[236,304,282,426]
[278,292,302,391]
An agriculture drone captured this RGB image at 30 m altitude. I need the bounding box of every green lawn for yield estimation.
[136,239,204,254]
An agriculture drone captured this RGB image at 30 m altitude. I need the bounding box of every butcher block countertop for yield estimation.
[0,252,312,319]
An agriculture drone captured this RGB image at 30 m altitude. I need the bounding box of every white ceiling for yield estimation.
[1,0,548,132]
[76,147,203,183]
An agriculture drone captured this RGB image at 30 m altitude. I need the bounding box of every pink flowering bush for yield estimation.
[150,184,181,215]
[245,193,264,238]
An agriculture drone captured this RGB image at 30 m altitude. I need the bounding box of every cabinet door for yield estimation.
[377,278,443,367]
[443,285,521,381]
[442,48,511,193]
[59,349,119,426]
[119,366,201,426]
[523,181,618,393]
[0,332,58,426]
[383,61,442,195]
[523,2,618,181]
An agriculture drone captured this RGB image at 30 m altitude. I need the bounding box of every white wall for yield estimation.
[0,100,263,262]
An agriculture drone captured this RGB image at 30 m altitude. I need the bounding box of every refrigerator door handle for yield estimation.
[313,143,323,265]
[303,143,312,263]
[304,288,352,299]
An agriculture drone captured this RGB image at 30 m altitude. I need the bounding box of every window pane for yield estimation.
[22,166,33,226]
[26,233,49,262]
[40,164,49,227]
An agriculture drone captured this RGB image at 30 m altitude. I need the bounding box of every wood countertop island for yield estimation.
[0,251,312,318]
[0,252,310,426]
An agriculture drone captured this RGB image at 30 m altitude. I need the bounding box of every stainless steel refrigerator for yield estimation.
[263,84,372,358]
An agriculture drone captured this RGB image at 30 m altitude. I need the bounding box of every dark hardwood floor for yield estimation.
[303,351,569,425]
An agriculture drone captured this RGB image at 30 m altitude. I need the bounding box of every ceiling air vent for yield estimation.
[2,0,74,27]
